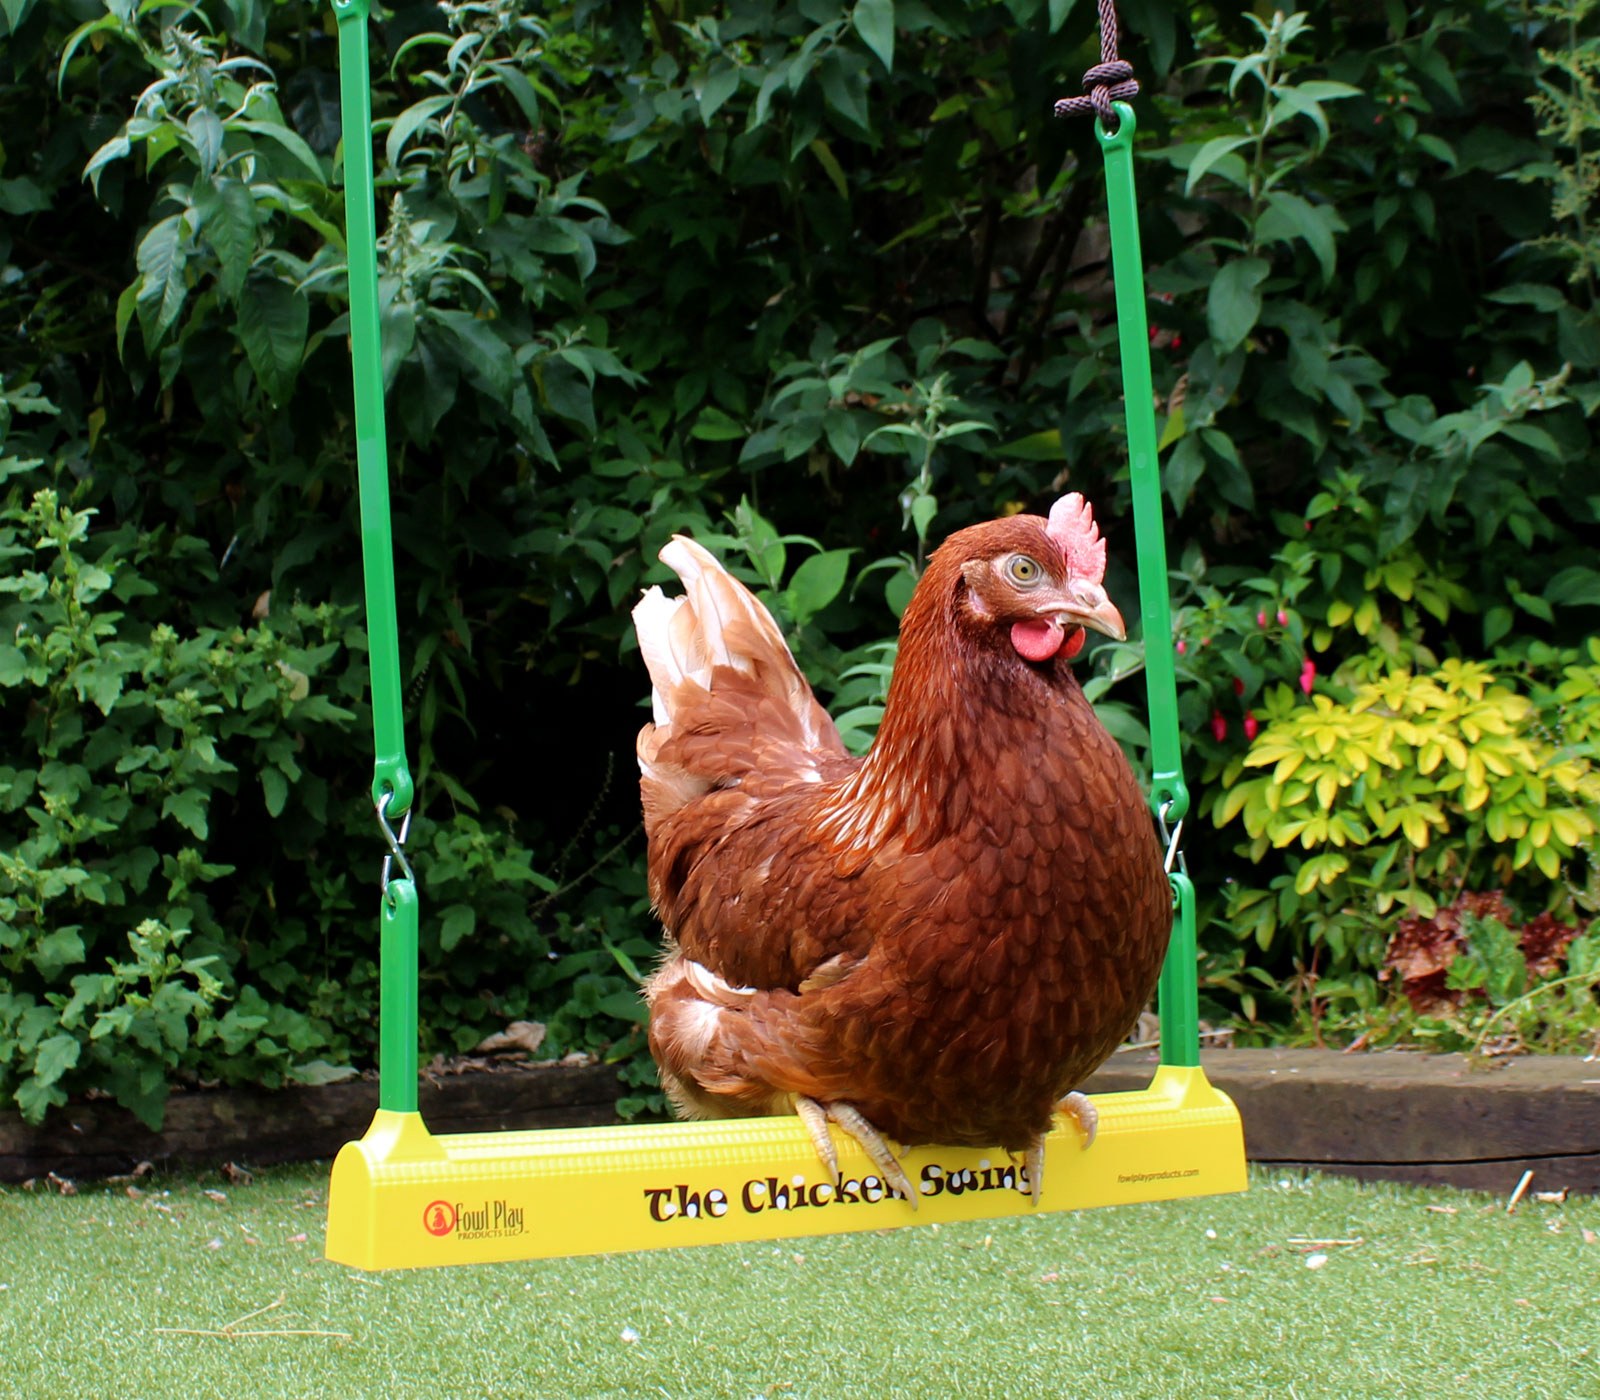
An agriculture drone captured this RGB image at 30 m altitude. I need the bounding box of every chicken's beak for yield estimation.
[1050,580,1126,642]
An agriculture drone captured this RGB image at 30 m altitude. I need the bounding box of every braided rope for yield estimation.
[1053,0,1138,132]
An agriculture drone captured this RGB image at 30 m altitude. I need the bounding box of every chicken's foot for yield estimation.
[793,1097,837,1181]
[1022,1091,1099,1206]
[794,1096,917,1210]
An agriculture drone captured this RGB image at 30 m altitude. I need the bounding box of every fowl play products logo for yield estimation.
[423,1198,526,1241]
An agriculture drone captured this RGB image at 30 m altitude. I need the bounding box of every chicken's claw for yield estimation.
[1022,1091,1100,1206]
[1057,1090,1099,1149]
[794,1096,917,1210]
[793,1096,838,1185]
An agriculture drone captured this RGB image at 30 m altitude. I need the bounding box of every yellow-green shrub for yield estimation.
[1210,648,1600,969]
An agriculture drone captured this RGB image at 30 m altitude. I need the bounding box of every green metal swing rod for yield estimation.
[332,1,1202,1111]
[335,0,418,1114]
[1097,107,1199,1068]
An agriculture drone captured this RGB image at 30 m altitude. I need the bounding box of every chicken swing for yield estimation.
[324,0,1246,1271]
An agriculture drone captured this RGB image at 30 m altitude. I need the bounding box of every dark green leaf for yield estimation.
[287,1059,359,1085]
[439,903,476,952]
[1556,305,1600,369]
[32,1032,81,1088]
[486,60,542,126]
[699,62,741,123]
[385,94,453,168]
[186,109,224,181]
[79,663,124,716]
[114,282,139,360]
[219,0,267,53]
[595,990,648,1023]
[235,278,309,404]
[1091,700,1151,749]
[1202,428,1254,511]
[788,549,853,623]
[823,407,861,464]
[233,119,327,183]
[539,358,595,433]
[994,429,1067,461]
[31,930,86,980]
[433,309,514,399]
[1207,257,1270,354]
[1120,0,1176,75]
[82,134,131,196]
[0,176,50,215]
[262,767,288,817]
[163,788,210,839]
[1163,434,1205,513]
[1,0,38,31]
[135,214,189,348]
[1184,135,1252,193]
[1482,606,1513,649]
[819,51,871,135]
[691,406,745,441]
[1256,192,1344,281]
[809,138,850,199]
[380,294,417,392]
[194,178,258,300]
[1485,283,1568,312]
[853,0,895,70]
[1546,566,1600,608]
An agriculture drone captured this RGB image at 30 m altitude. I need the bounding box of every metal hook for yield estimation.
[376,789,414,900]
[1157,800,1187,877]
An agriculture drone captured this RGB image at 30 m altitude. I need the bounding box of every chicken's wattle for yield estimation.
[1010,620,1087,662]
[1010,619,1063,660]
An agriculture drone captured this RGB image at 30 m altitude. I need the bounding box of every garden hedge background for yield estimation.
[2,0,1597,1128]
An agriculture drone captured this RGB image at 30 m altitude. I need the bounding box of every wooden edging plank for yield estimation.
[2,1049,1596,1194]
[0,1063,625,1182]
[1084,1047,1600,1195]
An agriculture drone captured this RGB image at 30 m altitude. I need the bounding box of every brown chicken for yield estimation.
[632,495,1171,1204]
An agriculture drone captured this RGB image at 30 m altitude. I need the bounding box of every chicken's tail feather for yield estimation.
[644,956,792,1120]
[633,535,846,827]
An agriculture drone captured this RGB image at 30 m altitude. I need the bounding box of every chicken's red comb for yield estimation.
[1046,493,1106,582]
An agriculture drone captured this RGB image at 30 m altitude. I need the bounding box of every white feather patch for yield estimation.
[632,586,687,727]
[684,959,756,1004]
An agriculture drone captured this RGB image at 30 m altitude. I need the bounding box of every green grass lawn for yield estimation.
[0,1161,1594,1400]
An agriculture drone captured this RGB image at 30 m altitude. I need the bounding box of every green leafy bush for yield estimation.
[0,485,365,1124]
[0,479,667,1122]
[1206,645,1599,1033]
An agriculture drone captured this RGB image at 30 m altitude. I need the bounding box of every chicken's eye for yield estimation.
[1005,555,1043,586]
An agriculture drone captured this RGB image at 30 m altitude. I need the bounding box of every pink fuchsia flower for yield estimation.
[1299,658,1316,695]
[1176,638,1187,655]
[1257,611,1268,628]
[1243,714,1259,741]
[1277,609,1288,626]
[1232,677,1245,696]
[1210,710,1228,742]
